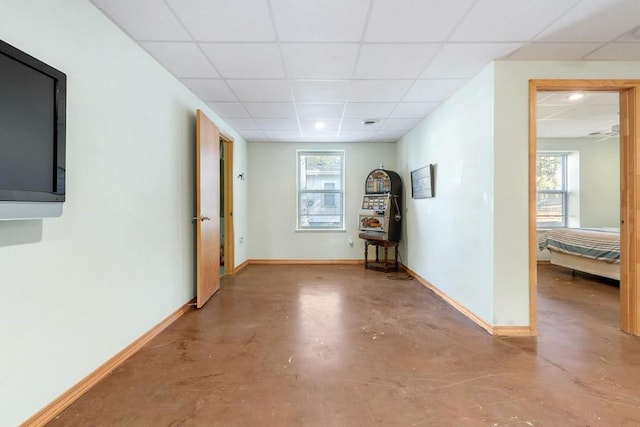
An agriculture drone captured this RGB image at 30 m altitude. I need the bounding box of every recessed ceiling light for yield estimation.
[568,93,584,101]
[362,119,378,126]
[314,121,326,129]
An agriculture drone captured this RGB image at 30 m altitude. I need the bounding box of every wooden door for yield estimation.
[195,109,220,308]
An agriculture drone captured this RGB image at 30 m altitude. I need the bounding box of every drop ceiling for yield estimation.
[537,91,619,139]
[90,0,640,142]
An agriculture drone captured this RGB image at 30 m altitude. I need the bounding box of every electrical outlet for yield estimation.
[239,236,245,244]
[348,236,353,245]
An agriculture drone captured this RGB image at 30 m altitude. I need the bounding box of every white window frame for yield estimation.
[296,150,345,231]
[536,152,568,228]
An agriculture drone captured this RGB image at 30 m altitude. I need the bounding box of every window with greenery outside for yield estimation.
[297,151,344,230]
[536,153,567,228]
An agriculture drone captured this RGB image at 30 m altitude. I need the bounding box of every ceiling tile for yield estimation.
[296,103,345,119]
[270,0,370,42]
[537,119,618,138]
[535,0,640,42]
[223,118,260,130]
[537,105,573,120]
[538,91,619,106]
[421,43,521,78]
[205,102,251,118]
[403,79,467,102]
[348,80,414,102]
[585,42,640,60]
[545,104,619,120]
[291,80,351,102]
[181,78,237,101]
[381,118,422,130]
[91,0,191,41]
[450,0,579,42]
[300,118,341,131]
[371,129,404,142]
[390,103,439,118]
[263,130,303,140]
[226,80,292,102]
[537,91,620,138]
[255,118,300,130]
[365,0,475,42]
[508,42,603,60]
[200,43,285,78]
[354,44,441,79]
[244,102,297,118]
[341,118,384,131]
[165,0,276,41]
[343,103,397,119]
[300,129,339,140]
[617,27,640,42]
[335,131,375,142]
[280,43,359,79]
[140,42,219,78]
[238,129,268,141]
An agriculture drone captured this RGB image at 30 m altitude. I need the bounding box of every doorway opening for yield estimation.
[529,80,640,336]
[221,133,234,276]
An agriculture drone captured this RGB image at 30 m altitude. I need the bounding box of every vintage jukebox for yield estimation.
[358,169,402,242]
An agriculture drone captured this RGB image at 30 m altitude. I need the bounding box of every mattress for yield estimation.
[538,228,620,263]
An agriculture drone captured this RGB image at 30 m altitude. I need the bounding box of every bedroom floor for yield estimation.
[46,264,640,426]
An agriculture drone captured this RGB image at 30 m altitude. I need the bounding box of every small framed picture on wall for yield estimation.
[410,164,435,199]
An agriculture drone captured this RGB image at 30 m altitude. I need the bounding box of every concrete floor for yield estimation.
[48,264,640,426]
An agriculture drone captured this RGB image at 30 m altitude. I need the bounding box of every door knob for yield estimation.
[192,215,211,222]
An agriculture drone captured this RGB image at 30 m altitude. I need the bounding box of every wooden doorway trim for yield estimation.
[529,79,640,336]
[221,132,235,275]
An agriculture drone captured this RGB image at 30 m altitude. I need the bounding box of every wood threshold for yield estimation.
[21,300,195,427]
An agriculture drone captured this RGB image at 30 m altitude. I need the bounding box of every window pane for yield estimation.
[300,154,342,190]
[297,150,344,230]
[323,183,336,207]
[536,192,564,227]
[536,153,567,228]
[536,155,563,191]
[299,191,342,227]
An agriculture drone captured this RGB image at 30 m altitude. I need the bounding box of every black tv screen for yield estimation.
[0,39,66,206]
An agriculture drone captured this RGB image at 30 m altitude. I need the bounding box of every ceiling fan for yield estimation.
[589,124,620,142]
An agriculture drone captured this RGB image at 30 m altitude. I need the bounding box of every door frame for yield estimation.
[221,131,235,275]
[529,79,640,336]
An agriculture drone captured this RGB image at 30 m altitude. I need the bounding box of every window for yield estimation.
[536,152,567,228]
[297,150,344,230]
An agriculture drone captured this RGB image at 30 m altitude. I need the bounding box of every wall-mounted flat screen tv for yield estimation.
[0,39,66,220]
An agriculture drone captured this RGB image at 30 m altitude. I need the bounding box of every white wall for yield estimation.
[0,0,247,425]
[492,60,640,326]
[396,65,496,324]
[232,138,250,265]
[248,142,396,259]
[396,60,640,329]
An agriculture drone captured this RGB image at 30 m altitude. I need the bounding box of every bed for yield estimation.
[538,228,620,280]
